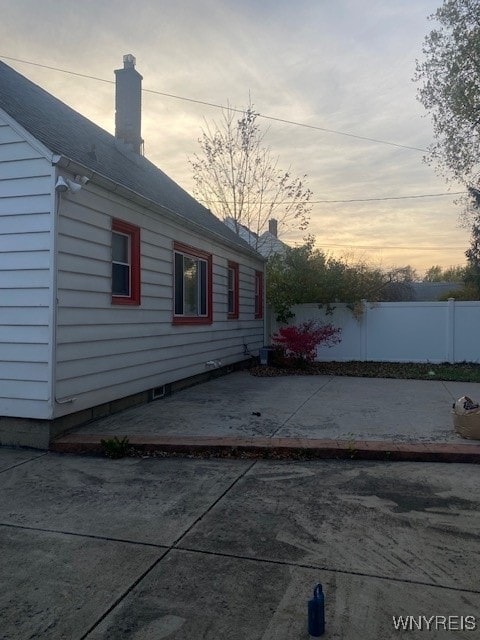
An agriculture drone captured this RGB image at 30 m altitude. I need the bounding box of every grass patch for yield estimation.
[251,361,480,382]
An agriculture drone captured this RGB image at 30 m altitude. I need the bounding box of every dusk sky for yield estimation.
[0,0,470,275]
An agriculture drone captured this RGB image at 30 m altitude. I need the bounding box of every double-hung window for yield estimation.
[173,242,212,324]
[227,261,239,319]
[111,219,141,305]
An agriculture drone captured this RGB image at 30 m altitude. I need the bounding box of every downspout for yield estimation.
[48,167,58,418]
[51,166,77,408]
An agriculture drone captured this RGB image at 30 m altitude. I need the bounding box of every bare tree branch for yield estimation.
[189,101,312,253]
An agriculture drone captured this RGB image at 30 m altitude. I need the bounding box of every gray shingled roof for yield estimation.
[410,282,463,301]
[0,61,260,256]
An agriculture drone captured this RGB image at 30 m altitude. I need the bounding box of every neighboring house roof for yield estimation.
[223,218,258,247]
[410,282,463,301]
[223,216,288,258]
[0,61,261,258]
[257,230,288,258]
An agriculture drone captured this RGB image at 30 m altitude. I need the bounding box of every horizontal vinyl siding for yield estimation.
[0,116,53,418]
[54,184,264,415]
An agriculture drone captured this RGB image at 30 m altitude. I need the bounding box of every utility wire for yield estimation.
[0,56,113,85]
[1,54,428,153]
[2,56,465,257]
[317,243,465,251]
[199,191,465,205]
[308,191,464,203]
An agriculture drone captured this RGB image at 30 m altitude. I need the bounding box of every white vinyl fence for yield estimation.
[268,300,480,364]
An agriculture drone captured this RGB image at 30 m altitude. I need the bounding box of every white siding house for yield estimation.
[0,58,265,447]
[0,110,56,422]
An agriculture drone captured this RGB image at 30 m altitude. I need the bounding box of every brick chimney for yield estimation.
[268,218,278,237]
[114,54,144,155]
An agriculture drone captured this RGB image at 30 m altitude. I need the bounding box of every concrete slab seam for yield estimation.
[1,519,478,615]
[440,380,456,401]
[0,452,48,474]
[0,460,259,640]
[0,521,170,551]
[171,459,258,548]
[78,460,258,639]
[78,551,170,640]
[268,377,334,438]
[173,545,480,596]
[3,521,477,597]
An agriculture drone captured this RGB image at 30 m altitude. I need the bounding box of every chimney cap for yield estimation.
[123,54,136,68]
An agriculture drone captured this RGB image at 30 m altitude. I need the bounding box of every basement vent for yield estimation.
[151,385,166,400]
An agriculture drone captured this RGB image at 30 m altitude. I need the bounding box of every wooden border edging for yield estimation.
[50,435,480,463]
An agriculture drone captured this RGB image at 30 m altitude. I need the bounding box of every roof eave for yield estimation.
[53,155,266,263]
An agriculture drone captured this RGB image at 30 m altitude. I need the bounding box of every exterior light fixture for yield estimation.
[55,176,69,192]
[55,176,84,193]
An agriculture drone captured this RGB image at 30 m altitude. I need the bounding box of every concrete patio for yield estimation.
[3,372,480,638]
[52,372,480,462]
[1,448,479,639]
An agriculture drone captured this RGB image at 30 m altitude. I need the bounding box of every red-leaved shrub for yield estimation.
[271,320,341,366]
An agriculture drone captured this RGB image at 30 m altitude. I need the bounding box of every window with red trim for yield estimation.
[227,261,239,319]
[173,242,213,324]
[254,270,264,319]
[111,219,141,305]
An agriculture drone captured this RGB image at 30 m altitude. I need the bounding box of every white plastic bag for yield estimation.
[452,396,480,440]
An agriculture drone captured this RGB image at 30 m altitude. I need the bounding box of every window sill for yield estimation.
[172,316,213,325]
[112,297,141,306]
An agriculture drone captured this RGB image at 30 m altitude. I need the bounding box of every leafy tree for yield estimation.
[424,264,466,281]
[415,1,480,296]
[392,265,418,282]
[266,238,416,322]
[414,0,480,185]
[380,267,417,301]
[444,265,468,281]
[424,265,444,281]
[437,283,479,299]
[464,185,480,294]
[189,103,312,252]
[424,187,480,298]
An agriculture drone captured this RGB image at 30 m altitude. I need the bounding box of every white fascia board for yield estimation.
[53,155,266,263]
[0,107,56,162]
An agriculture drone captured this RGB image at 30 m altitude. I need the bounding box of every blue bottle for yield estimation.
[308,583,325,637]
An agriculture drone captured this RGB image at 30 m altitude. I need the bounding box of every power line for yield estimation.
[249,114,427,152]
[0,56,113,85]
[199,191,465,205]
[1,54,428,153]
[309,191,464,203]
[2,56,465,258]
[317,243,465,251]
[145,87,428,152]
